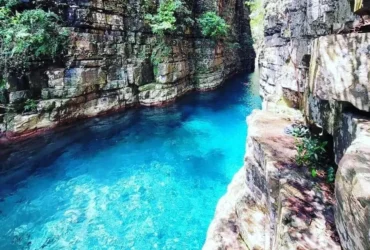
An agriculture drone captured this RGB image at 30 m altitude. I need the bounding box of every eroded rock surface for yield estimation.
[335,118,370,250]
[203,110,341,250]
[259,0,354,107]
[0,0,254,138]
[309,33,370,112]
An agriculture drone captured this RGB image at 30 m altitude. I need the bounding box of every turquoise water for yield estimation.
[0,73,261,250]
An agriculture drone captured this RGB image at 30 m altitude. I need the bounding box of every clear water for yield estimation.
[0,73,261,250]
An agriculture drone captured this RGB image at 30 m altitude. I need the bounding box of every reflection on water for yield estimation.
[0,73,261,250]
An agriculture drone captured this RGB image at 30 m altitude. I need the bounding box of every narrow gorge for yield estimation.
[204,0,370,249]
[1,0,370,249]
[0,0,254,138]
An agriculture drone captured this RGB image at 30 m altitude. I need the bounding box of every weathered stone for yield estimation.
[335,118,370,250]
[204,110,341,250]
[9,90,30,104]
[156,61,190,84]
[309,33,370,112]
[1,0,255,137]
[259,0,354,106]
[138,80,193,106]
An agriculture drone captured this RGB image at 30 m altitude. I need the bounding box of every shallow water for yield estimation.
[0,73,261,250]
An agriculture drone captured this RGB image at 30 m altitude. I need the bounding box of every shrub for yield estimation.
[0,0,19,8]
[150,42,171,76]
[23,98,37,112]
[197,12,229,40]
[145,0,193,36]
[291,125,309,138]
[295,136,337,182]
[0,6,70,75]
[0,78,5,90]
[295,137,327,168]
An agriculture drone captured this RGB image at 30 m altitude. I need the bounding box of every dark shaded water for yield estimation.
[0,73,261,249]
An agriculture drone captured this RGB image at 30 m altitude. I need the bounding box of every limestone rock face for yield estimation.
[309,33,370,112]
[300,32,370,250]
[256,1,370,250]
[0,0,255,138]
[259,0,353,106]
[335,118,370,250]
[203,110,341,250]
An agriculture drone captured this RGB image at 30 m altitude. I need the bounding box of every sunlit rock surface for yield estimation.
[203,110,341,250]
[309,33,370,112]
[259,0,353,106]
[335,117,370,250]
[0,0,255,138]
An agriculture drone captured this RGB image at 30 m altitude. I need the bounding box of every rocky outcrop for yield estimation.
[335,118,370,250]
[305,32,370,250]
[203,110,341,250]
[309,33,370,112]
[305,32,370,160]
[259,0,354,107]
[257,10,370,250]
[250,0,370,249]
[0,0,254,138]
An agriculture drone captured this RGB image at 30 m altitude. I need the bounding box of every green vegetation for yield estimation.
[295,137,327,171]
[0,78,5,90]
[150,42,171,76]
[0,3,70,76]
[0,0,19,8]
[245,0,264,48]
[294,135,336,183]
[197,12,229,40]
[145,0,193,36]
[23,99,37,112]
[291,125,309,138]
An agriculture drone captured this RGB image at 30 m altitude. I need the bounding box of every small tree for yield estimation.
[197,12,229,40]
[145,0,194,36]
[0,6,70,76]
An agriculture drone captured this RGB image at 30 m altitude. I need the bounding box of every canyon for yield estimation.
[1,0,370,249]
[0,0,254,138]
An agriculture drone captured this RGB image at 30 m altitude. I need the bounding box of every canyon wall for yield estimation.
[259,0,353,109]
[205,0,370,249]
[259,1,370,249]
[0,0,254,138]
[204,110,341,250]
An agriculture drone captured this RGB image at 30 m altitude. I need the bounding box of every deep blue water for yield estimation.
[0,73,261,250]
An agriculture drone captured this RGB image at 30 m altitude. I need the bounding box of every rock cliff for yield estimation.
[0,0,254,138]
[259,0,353,109]
[204,110,341,250]
[205,0,370,249]
[257,0,370,248]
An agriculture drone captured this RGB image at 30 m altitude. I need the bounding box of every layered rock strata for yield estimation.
[306,32,370,250]
[203,110,341,250]
[335,117,370,250]
[259,0,354,108]
[0,0,254,138]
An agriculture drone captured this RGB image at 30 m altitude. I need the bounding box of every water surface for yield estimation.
[0,73,261,249]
